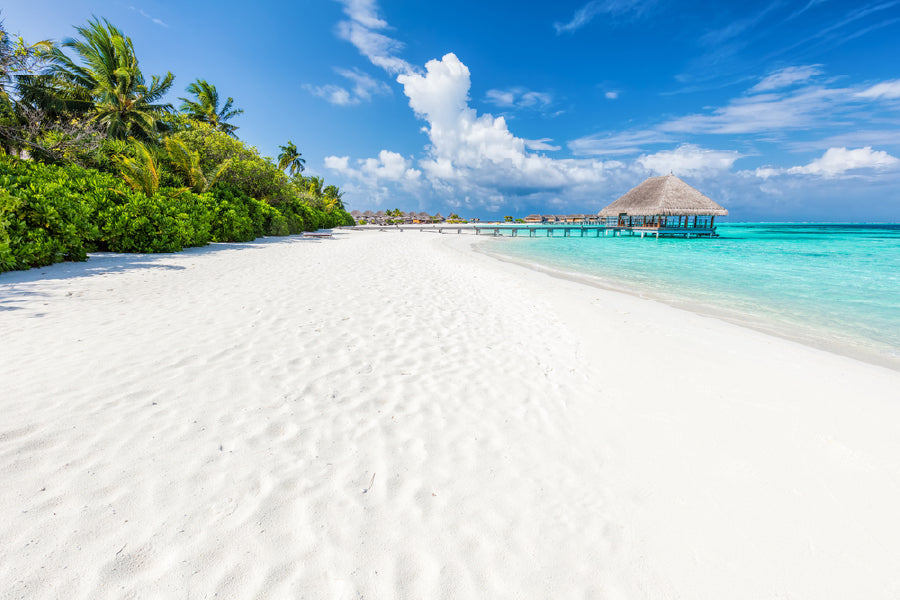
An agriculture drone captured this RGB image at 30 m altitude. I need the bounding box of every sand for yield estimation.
[1,229,899,599]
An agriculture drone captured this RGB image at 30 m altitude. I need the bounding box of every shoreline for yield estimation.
[476,236,900,372]
[2,229,899,598]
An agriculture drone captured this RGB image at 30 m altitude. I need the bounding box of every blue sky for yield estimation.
[4,0,900,220]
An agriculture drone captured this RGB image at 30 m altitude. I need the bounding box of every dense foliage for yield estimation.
[0,155,351,272]
[0,15,353,273]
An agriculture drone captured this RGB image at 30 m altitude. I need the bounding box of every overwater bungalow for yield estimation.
[524,214,542,223]
[598,174,728,236]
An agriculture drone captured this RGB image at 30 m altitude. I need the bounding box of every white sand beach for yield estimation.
[2,229,899,599]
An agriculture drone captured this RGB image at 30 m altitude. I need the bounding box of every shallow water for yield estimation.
[484,223,900,369]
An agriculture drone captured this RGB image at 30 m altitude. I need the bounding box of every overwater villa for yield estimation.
[598,174,728,237]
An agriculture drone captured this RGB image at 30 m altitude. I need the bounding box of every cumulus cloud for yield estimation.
[787,147,900,177]
[325,150,421,182]
[856,79,900,100]
[394,53,615,198]
[750,65,823,93]
[605,91,619,99]
[748,147,900,179]
[637,144,743,178]
[307,68,391,105]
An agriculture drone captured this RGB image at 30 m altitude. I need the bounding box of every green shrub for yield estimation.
[0,151,352,273]
[173,124,295,204]
[0,157,101,271]
[96,188,211,253]
[206,183,284,241]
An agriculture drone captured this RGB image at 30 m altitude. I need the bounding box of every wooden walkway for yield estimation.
[351,224,718,238]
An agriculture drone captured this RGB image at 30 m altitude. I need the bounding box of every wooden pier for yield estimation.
[351,224,719,238]
[469,225,717,238]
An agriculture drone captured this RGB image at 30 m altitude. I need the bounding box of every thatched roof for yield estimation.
[599,175,728,217]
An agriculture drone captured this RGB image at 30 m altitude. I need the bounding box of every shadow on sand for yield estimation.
[0,233,342,287]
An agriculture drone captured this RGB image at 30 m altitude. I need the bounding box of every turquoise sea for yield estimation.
[483,224,900,370]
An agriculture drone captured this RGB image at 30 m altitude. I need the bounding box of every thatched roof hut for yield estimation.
[599,174,728,217]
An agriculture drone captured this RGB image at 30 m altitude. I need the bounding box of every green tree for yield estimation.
[114,139,159,196]
[24,17,174,140]
[174,122,295,204]
[0,17,53,155]
[277,140,305,176]
[504,215,513,222]
[323,184,344,211]
[298,174,324,198]
[164,136,230,193]
[178,79,242,137]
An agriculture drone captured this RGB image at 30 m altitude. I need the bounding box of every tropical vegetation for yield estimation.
[0,14,353,273]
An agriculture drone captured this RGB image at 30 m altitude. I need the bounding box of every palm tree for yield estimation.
[115,140,160,196]
[24,17,174,140]
[323,184,345,211]
[302,175,324,197]
[277,141,305,175]
[178,79,242,137]
[164,137,230,193]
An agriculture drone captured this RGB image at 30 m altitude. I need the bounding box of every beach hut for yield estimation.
[598,174,728,232]
[524,214,542,223]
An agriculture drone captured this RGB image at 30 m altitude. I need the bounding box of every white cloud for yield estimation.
[524,138,561,152]
[334,0,413,74]
[307,68,391,106]
[604,91,619,99]
[554,0,653,34]
[326,150,421,183]
[129,6,167,27]
[485,88,553,110]
[324,155,350,171]
[395,53,616,198]
[786,130,900,152]
[856,79,900,100]
[568,129,673,156]
[750,65,823,93]
[637,144,743,178]
[660,84,860,135]
[752,167,783,180]
[308,85,352,105]
[787,147,900,177]
[745,147,900,179]
[337,0,387,29]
